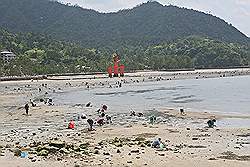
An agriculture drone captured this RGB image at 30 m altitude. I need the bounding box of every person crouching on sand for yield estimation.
[68,120,75,129]
[152,138,161,148]
[207,119,216,128]
[180,107,186,116]
[30,99,36,107]
[106,115,112,124]
[97,118,104,126]
[87,118,94,131]
[149,115,156,124]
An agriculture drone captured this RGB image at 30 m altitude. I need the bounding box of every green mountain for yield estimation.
[0,0,249,47]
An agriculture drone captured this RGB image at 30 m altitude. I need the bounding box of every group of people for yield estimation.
[24,97,54,115]
[145,107,217,151]
[23,99,38,115]
[68,104,112,131]
[130,110,144,117]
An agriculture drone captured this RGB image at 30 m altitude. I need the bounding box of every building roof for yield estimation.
[1,51,14,54]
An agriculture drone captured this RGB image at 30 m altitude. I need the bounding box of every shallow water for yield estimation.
[217,118,250,128]
[54,75,250,116]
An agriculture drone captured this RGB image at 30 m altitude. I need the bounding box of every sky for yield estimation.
[58,0,250,37]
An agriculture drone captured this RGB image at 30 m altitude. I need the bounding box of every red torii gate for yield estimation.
[107,53,125,78]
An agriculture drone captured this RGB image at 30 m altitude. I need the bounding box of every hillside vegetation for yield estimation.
[1,29,250,76]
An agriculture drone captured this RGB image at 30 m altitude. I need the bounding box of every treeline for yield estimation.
[0,29,250,76]
[0,29,111,76]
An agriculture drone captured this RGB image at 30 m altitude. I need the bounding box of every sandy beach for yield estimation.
[0,69,250,167]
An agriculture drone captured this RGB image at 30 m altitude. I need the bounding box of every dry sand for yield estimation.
[0,69,250,167]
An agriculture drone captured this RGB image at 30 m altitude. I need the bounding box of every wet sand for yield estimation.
[0,69,250,167]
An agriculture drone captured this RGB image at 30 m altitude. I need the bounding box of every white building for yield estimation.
[0,51,17,62]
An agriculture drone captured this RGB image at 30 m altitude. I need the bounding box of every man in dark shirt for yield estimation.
[24,104,29,115]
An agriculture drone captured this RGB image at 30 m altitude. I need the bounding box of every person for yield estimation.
[130,110,136,116]
[152,138,161,148]
[102,105,108,111]
[149,115,156,124]
[24,104,29,115]
[47,99,53,106]
[68,120,75,129]
[97,118,104,126]
[30,99,36,107]
[81,113,87,119]
[31,101,36,107]
[106,115,112,124]
[207,119,216,128]
[86,102,92,107]
[180,108,185,115]
[100,112,105,117]
[96,108,101,113]
[87,118,94,131]
[138,112,144,117]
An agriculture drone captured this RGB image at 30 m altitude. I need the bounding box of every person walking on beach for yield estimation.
[24,104,29,115]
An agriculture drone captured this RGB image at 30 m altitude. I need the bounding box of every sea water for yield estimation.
[55,75,250,115]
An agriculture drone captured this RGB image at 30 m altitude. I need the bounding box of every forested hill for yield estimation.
[1,29,250,76]
[0,0,249,47]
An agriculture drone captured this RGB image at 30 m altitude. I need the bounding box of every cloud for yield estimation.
[59,0,250,36]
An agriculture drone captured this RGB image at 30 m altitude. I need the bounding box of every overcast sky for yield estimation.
[58,0,250,37]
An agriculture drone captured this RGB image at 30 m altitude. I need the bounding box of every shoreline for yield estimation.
[0,68,250,82]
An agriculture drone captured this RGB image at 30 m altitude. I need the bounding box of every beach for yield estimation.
[0,69,250,167]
